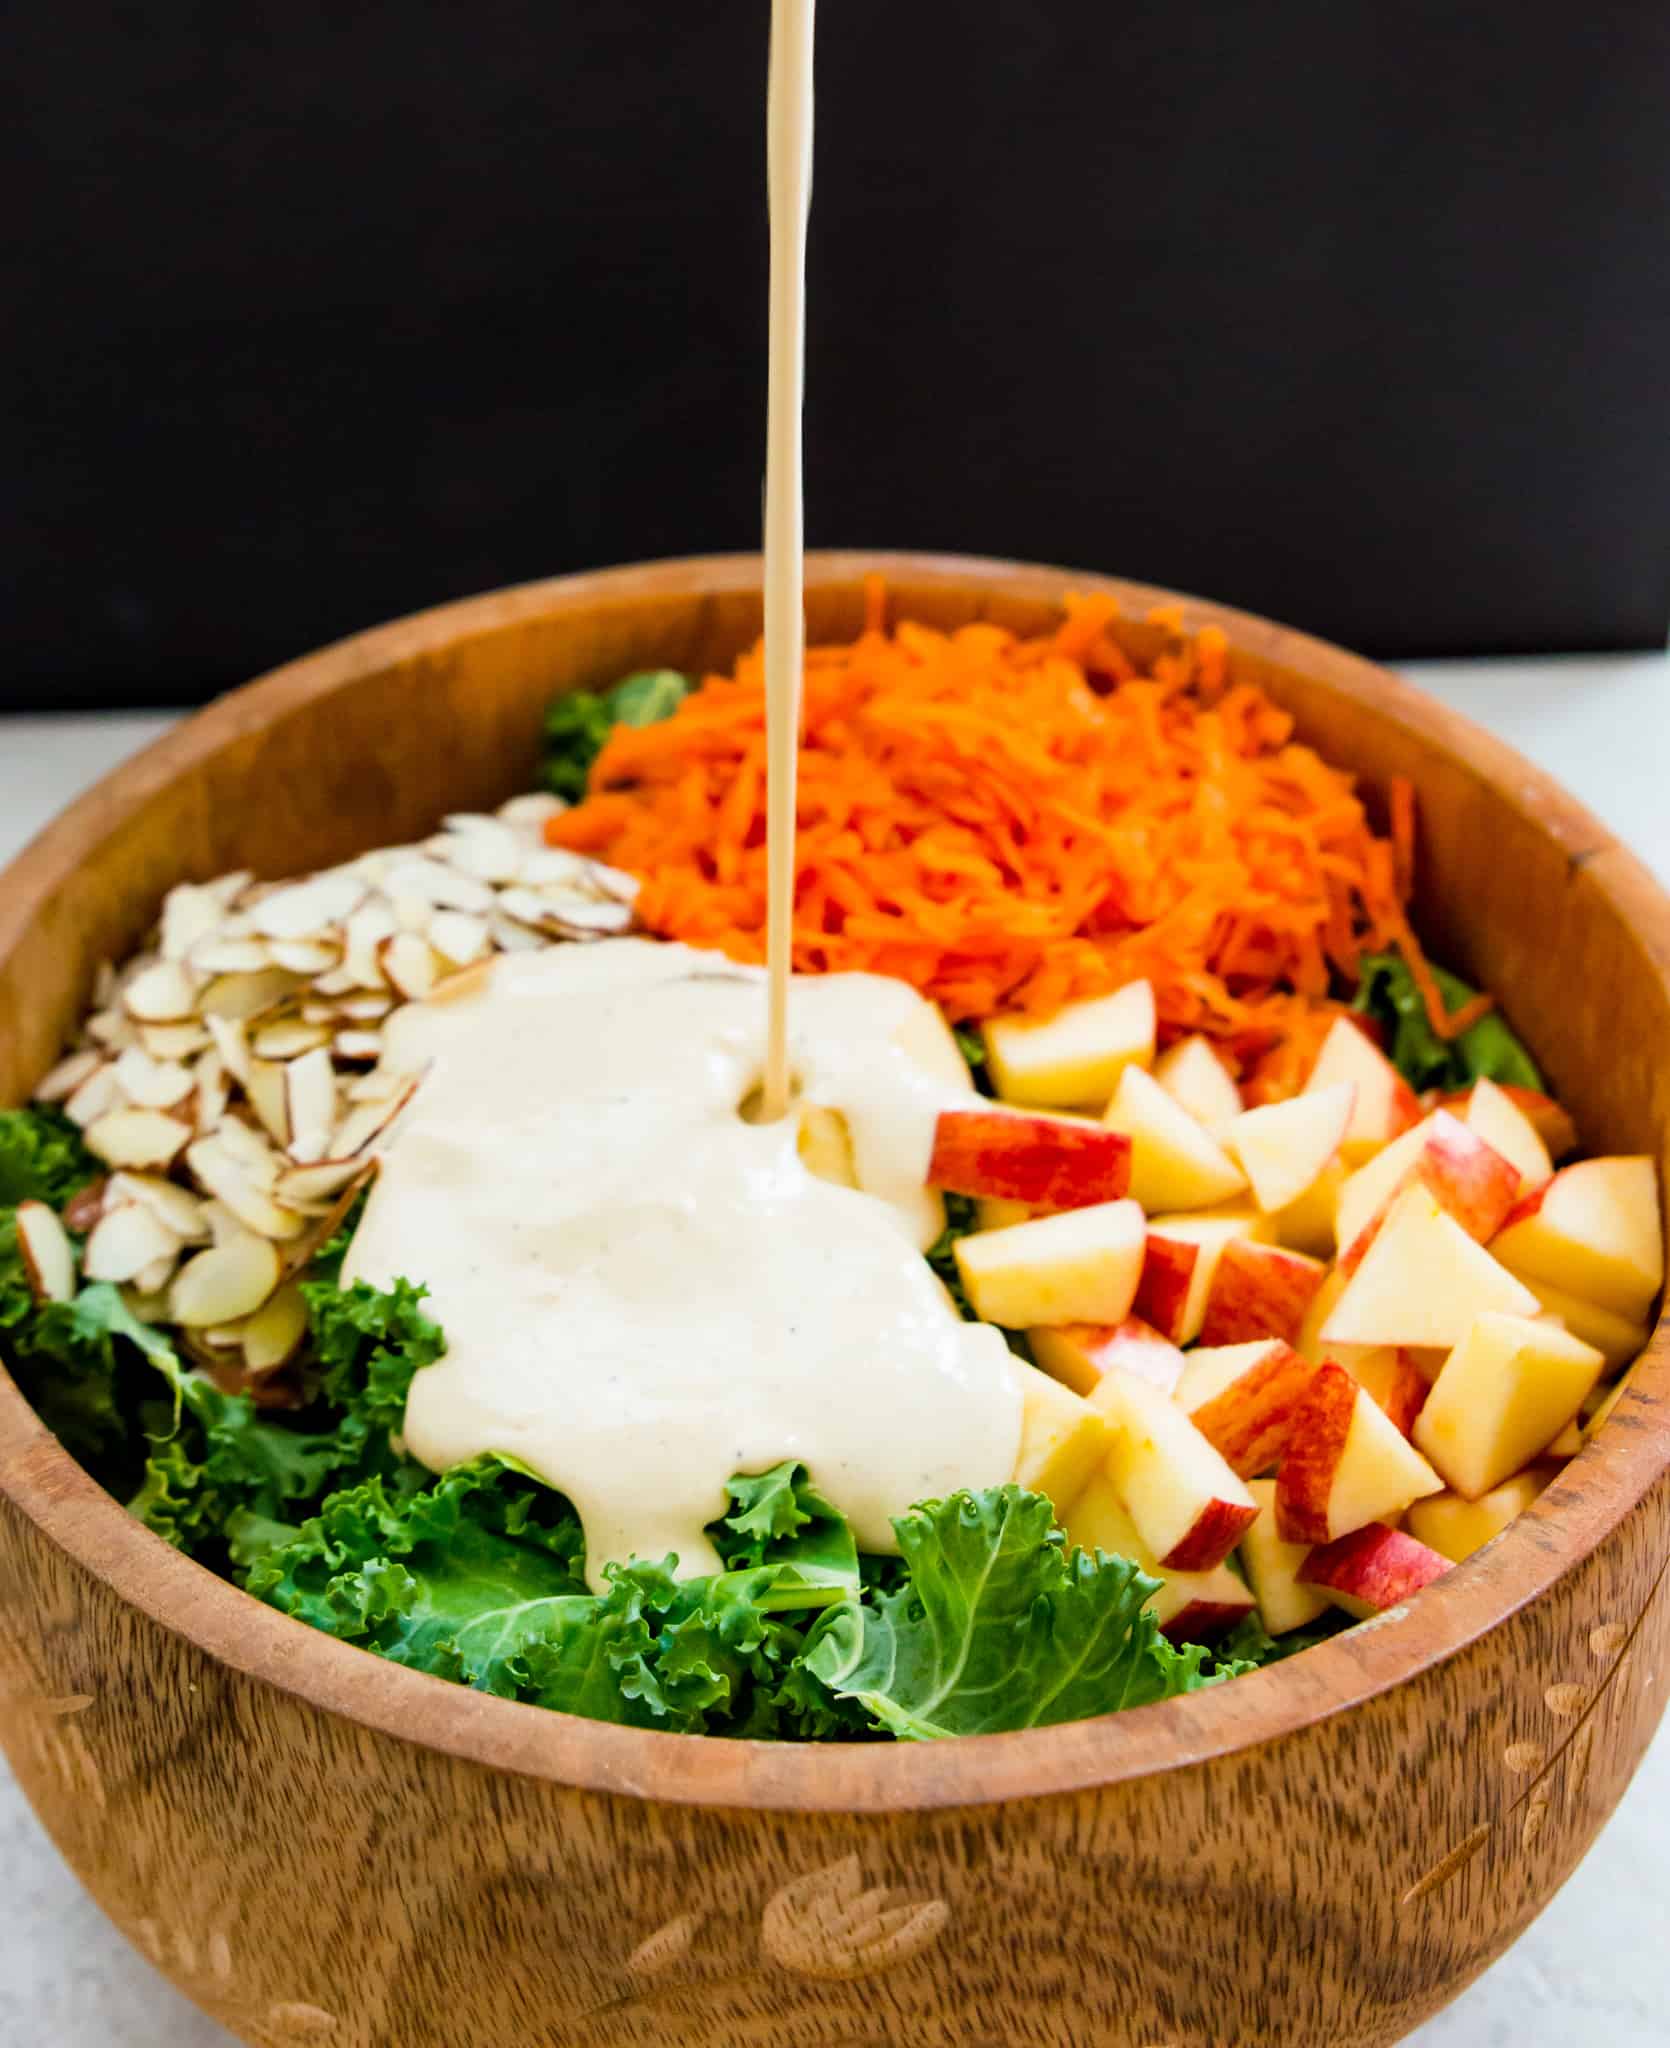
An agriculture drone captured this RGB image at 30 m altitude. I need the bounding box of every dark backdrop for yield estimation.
[5,2,1668,708]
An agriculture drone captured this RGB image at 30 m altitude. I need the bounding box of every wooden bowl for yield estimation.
[1,555,1666,2048]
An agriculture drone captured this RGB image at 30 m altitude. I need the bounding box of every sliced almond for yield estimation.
[269,937,343,976]
[189,935,274,976]
[83,1108,192,1170]
[311,966,360,997]
[63,1178,110,1234]
[33,1049,103,1103]
[585,862,641,906]
[300,1000,340,1025]
[331,1077,419,1158]
[346,1065,409,1103]
[275,1157,368,1208]
[14,1202,77,1303]
[242,1282,310,1375]
[184,1140,306,1242]
[544,896,634,937]
[198,1198,249,1246]
[123,960,198,1023]
[284,1047,338,1163]
[381,857,496,914]
[87,1008,140,1052]
[160,882,227,962]
[199,967,305,1021]
[440,818,525,883]
[193,1047,229,1133]
[120,1283,173,1324]
[489,911,545,955]
[251,1017,332,1060]
[427,909,490,967]
[332,1028,384,1063]
[108,1171,212,1243]
[428,957,495,1007]
[250,873,367,941]
[280,1162,376,1277]
[82,1202,184,1283]
[387,891,433,935]
[138,1020,213,1061]
[170,1236,282,1327]
[517,848,592,888]
[378,933,438,1002]
[343,901,398,986]
[112,1046,195,1110]
[201,1319,250,1349]
[335,991,394,1023]
[201,869,255,909]
[134,1250,182,1296]
[497,791,566,829]
[92,960,118,1007]
[205,1013,253,1088]
[64,1063,122,1128]
[241,1060,291,1148]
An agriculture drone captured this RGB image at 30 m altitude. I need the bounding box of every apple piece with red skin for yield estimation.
[1321,1185,1539,1349]
[1337,1110,1521,1273]
[1174,1339,1318,1478]
[1028,1316,1186,1399]
[1337,1346,1430,1439]
[1197,1239,1329,1347]
[982,980,1156,1112]
[1133,1208,1275,1344]
[1297,1522,1452,1619]
[1302,1015,1422,1162]
[1489,1156,1664,1320]
[927,1107,1132,1208]
[1275,1359,1444,1545]
[1091,1367,1259,1570]
[1458,1075,1554,1193]
[1066,1473,1255,1642]
[954,1198,1147,1328]
[1437,1082,1578,1161]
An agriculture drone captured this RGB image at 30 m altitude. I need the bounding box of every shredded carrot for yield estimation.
[548,591,1476,1094]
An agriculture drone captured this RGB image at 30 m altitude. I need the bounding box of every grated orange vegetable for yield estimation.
[547,590,1485,1097]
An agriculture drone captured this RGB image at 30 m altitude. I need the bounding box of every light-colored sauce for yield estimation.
[760,0,815,1124]
[347,941,1020,1587]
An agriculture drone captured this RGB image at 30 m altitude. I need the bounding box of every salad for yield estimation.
[1,596,1660,1742]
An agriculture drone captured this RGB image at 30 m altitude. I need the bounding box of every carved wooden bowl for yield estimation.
[1,555,1666,2048]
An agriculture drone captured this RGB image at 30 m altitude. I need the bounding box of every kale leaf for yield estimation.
[1353,950,1542,1093]
[541,669,690,801]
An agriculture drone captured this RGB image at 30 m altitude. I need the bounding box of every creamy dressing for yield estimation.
[346,943,1021,1586]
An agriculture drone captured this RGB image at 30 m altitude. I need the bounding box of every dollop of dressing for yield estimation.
[345,939,1021,1587]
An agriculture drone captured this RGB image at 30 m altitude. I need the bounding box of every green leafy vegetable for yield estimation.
[925,1192,979,1318]
[0,1106,98,1209]
[803,1487,1220,1739]
[541,669,691,801]
[716,1460,859,1587]
[1208,1607,1351,1673]
[1352,950,1542,1093]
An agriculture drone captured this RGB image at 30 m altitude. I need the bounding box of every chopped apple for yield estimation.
[13,1201,76,1304]
[1029,1317,1185,1398]
[1295,1266,1347,1364]
[1439,1082,1578,1161]
[977,1196,1038,1231]
[1543,1417,1584,1459]
[1175,1339,1317,1477]
[1321,1185,1539,1349]
[1272,1158,1346,1256]
[797,1104,857,1188]
[982,981,1156,1111]
[891,1001,972,1092]
[1462,1076,1554,1192]
[1336,1346,1429,1439]
[1152,1034,1243,1133]
[1413,1313,1605,1499]
[1337,1110,1522,1271]
[1303,1015,1421,1161]
[1066,1473,1255,1641]
[954,1198,1146,1328]
[1298,1522,1451,1619]
[1239,1478,1330,1633]
[1134,1208,1275,1344]
[1225,1082,1355,1215]
[1092,1368,1259,1570]
[1333,1118,1434,1255]
[1490,1156,1664,1320]
[1276,1360,1443,1545]
[1517,1276,1648,1374]
[1406,1469,1553,1563]
[1101,1065,1247,1212]
[1197,1240,1328,1347]
[1008,1362,1116,1517]
[927,1107,1132,1208]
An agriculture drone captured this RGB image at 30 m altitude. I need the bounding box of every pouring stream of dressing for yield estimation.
[760,0,815,1124]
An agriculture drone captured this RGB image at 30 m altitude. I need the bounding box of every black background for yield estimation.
[5,2,1668,709]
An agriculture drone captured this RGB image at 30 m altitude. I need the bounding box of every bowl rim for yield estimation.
[2,549,1666,1816]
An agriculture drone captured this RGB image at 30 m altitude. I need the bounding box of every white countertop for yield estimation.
[2,652,1667,2047]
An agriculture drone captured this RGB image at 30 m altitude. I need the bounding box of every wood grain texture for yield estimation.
[1,554,1667,2048]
